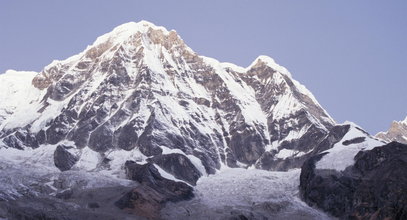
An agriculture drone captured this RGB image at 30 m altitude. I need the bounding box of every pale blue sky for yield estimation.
[0,0,406,134]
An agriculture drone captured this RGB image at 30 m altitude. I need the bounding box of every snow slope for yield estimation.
[0,70,44,130]
[0,20,336,173]
[162,168,333,219]
[316,122,384,171]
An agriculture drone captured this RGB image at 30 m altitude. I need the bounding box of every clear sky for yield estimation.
[0,0,406,134]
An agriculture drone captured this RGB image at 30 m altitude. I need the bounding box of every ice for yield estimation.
[163,168,333,219]
[196,168,299,206]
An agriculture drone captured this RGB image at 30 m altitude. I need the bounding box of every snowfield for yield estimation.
[0,143,333,219]
[316,122,384,171]
[162,168,334,220]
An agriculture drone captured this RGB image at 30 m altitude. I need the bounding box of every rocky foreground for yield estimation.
[300,141,407,220]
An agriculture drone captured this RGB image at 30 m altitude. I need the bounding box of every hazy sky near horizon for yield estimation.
[0,0,406,134]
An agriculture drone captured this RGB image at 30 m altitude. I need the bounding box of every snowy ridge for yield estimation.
[93,20,171,46]
[2,20,337,176]
[0,20,391,219]
[376,116,407,144]
[248,55,292,78]
[316,122,384,171]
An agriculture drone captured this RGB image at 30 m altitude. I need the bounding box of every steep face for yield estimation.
[242,57,334,170]
[376,116,407,144]
[300,141,407,219]
[0,21,335,176]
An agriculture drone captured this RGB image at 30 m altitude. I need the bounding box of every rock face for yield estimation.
[148,153,202,185]
[116,161,194,219]
[54,144,80,171]
[300,141,407,219]
[124,161,194,200]
[376,116,407,144]
[0,20,335,175]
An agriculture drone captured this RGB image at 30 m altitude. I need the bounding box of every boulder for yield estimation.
[88,124,114,152]
[124,161,194,201]
[116,161,194,218]
[148,153,202,185]
[54,144,79,171]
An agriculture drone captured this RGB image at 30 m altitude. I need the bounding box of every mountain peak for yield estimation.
[92,20,177,46]
[248,55,292,77]
[376,116,407,144]
[23,21,334,171]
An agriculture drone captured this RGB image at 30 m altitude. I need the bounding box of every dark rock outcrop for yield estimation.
[54,144,79,171]
[116,123,138,151]
[88,124,114,152]
[124,161,194,201]
[148,153,202,185]
[116,161,194,219]
[2,135,24,150]
[376,117,407,144]
[300,141,407,219]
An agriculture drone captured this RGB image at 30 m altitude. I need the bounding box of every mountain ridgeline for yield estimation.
[0,21,404,220]
[0,21,336,176]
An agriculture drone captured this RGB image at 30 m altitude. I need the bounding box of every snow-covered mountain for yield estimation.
[376,116,407,144]
[0,20,334,176]
[1,20,401,219]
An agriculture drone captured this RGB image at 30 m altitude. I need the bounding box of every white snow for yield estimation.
[316,122,384,171]
[29,96,73,133]
[284,125,310,142]
[153,164,192,186]
[0,70,45,130]
[275,149,302,159]
[220,62,246,72]
[163,168,333,219]
[0,143,58,169]
[0,143,135,202]
[269,88,302,120]
[73,147,101,171]
[195,168,300,206]
[100,148,149,178]
[93,20,171,47]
